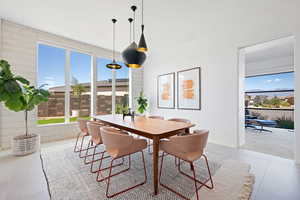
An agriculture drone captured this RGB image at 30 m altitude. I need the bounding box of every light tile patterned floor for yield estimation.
[242,127,294,159]
[1,138,300,200]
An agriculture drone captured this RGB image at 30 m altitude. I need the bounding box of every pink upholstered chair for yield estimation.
[98,126,147,198]
[74,119,95,158]
[168,118,191,136]
[147,115,164,154]
[84,122,109,172]
[159,130,213,200]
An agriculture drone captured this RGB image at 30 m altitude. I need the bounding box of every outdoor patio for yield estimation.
[242,127,295,160]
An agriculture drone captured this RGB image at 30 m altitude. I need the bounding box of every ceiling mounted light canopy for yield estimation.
[137,0,148,52]
[122,5,146,69]
[106,18,122,70]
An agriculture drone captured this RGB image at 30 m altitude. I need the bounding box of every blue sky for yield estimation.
[38,44,129,89]
[245,72,294,91]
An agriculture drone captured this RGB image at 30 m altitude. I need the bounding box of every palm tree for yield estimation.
[71,84,85,117]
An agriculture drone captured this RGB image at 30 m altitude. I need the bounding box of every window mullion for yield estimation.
[91,56,97,117]
[112,69,116,115]
[65,50,71,123]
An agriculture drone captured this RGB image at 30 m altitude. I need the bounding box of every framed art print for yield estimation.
[157,72,175,109]
[177,67,201,110]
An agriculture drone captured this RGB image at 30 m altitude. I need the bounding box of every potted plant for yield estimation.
[135,91,148,116]
[0,60,50,156]
[71,84,85,117]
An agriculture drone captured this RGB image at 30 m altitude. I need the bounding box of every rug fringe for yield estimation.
[238,173,255,200]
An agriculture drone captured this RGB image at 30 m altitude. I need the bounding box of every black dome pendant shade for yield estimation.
[122,42,146,68]
[122,5,146,69]
[106,19,122,70]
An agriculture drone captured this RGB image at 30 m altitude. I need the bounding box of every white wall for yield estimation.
[143,0,300,163]
[0,19,143,149]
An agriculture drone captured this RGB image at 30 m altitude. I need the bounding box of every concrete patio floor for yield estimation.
[242,127,295,160]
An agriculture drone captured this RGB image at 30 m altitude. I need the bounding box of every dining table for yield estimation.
[94,114,195,195]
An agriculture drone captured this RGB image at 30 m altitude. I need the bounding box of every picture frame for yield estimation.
[157,72,175,109]
[177,67,201,110]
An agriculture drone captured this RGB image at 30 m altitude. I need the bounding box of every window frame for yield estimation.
[36,41,128,126]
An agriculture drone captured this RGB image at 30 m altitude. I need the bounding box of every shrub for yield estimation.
[276,116,294,130]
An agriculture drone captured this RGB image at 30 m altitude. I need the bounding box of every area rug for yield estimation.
[41,140,254,200]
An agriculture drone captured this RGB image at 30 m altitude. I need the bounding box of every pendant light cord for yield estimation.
[142,0,144,25]
[113,21,115,61]
[133,10,136,42]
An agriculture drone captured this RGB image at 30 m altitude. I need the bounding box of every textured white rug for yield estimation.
[41,140,254,200]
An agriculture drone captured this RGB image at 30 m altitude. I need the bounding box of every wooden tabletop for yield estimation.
[94,114,195,139]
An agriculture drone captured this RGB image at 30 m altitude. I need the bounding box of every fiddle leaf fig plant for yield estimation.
[135,91,148,114]
[0,59,50,136]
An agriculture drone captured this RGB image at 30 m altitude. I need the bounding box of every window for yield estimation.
[70,51,91,121]
[245,72,294,109]
[37,44,66,125]
[96,58,129,115]
[37,43,130,125]
[115,61,129,114]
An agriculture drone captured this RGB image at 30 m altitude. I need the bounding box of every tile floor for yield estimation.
[242,127,294,159]
[0,139,299,200]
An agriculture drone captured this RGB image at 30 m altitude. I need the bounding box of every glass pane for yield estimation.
[96,58,113,115]
[245,72,294,109]
[37,44,66,125]
[245,72,294,92]
[70,51,91,121]
[115,61,129,114]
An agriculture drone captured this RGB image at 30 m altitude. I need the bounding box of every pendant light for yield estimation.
[122,5,146,69]
[106,19,122,69]
[137,0,148,52]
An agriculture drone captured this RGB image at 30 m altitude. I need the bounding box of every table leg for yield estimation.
[152,137,159,195]
[185,128,190,134]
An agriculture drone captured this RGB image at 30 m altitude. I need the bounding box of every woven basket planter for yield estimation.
[12,134,40,156]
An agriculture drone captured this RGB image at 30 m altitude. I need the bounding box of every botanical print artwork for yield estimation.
[177,67,201,110]
[158,73,175,108]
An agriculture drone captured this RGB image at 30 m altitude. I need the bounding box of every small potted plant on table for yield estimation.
[0,60,50,156]
[136,91,148,116]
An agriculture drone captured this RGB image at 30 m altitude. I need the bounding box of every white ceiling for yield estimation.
[1,0,198,52]
[0,0,141,51]
[245,36,294,63]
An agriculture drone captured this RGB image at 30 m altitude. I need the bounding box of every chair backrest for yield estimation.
[88,122,103,144]
[168,118,191,124]
[78,119,89,134]
[170,130,209,154]
[148,115,164,120]
[100,127,133,151]
[193,129,209,149]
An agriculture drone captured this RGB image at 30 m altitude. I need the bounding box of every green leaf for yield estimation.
[4,97,24,112]
[4,80,21,93]
[15,76,30,85]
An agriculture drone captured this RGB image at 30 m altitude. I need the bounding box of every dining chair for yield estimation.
[74,119,95,158]
[159,130,214,200]
[168,118,191,136]
[98,126,147,198]
[85,123,127,173]
[147,115,165,154]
